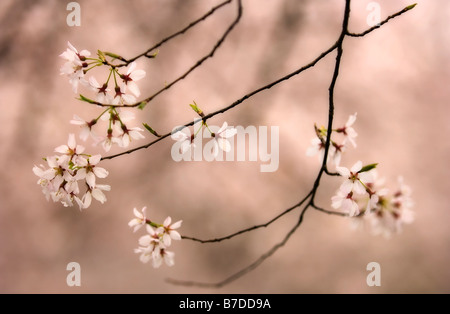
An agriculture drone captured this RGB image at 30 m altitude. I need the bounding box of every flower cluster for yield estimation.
[306,113,357,166]
[171,102,237,156]
[330,160,414,237]
[307,112,414,237]
[129,207,182,268]
[60,42,146,152]
[70,108,145,152]
[356,174,414,238]
[32,134,110,209]
[60,42,90,93]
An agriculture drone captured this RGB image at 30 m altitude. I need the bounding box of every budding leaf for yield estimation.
[137,101,148,110]
[78,94,96,104]
[189,101,205,117]
[405,3,417,10]
[143,123,161,137]
[146,50,159,58]
[359,163,378,173]
[104,52,122,60]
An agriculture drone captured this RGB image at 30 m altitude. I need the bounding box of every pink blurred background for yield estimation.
[0,0,449,293]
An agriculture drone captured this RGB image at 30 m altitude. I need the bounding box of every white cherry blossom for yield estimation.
[331,190,360,217]
[338,113,358,148]
[336,161,373,195]
[160,216,182,247]
[128,207,147,232]
[70,114,98,141]
[88,77,112,103]
[120,62,146,97]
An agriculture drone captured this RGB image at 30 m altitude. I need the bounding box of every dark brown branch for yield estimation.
[167,204,311,288]
[202,43,337,119]
[310,0,351,204]
[346,3,417,37]
[324,168,340,176]
[182,190,313,243]
[101,43,337,160]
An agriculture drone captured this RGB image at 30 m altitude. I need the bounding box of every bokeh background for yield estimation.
[0,0,449,293]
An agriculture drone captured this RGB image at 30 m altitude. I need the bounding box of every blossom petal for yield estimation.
[220,128,237,138]
[170,230,181,241]
[91,188,106,203]
[336,166,350,177]
[127,81,140,97]
[68,134,76,149]
[351,160,362,173]
[133,207,143,219]
[127,62,137,75]
[89,154,101,165]
[128,218,140,228]
[163,216,172,227]
[171,130,189,141]
[346,113,357,127]
[83,192,92,208]
[359,172,374,184]
[217,122,228,134]
[170,220,182,229]
[95,184,111,191]
[86,172,96,188]
[70,115,86,126]
[130,69,146,81]
[353,181,366,195]
[162,233,171,247]
[339,180,353,194]
[163,251,175,267]
[93,167,109,178]
[217,138,231,152]
[54,145,69,154]
[74,168,86,180]
[139,235,152,247]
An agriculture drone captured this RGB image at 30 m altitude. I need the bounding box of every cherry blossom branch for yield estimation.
[311,204,348,217]
[325,168,341,177]
[346,3,417,37]
[91,0,242,109]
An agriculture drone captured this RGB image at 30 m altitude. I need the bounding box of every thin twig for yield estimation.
[311,204,348,217]
[346,3,417,37]
[182,190,313,243]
